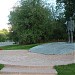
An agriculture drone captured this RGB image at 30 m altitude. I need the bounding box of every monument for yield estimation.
[65,17,75,43]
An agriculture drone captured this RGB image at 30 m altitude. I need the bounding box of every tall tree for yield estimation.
[56,0,75,42]
[0,29,8,41]
[56,0,75,20]
[9,0,53,44]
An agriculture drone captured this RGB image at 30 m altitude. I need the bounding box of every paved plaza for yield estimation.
[0,42,75,75]
[0,50,75,75]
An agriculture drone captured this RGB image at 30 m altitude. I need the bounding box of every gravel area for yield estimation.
[30,42,75,54]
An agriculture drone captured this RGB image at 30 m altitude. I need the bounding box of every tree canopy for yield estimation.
[8,0,69,44]
[0,29,8,42]
[9,0,54,44]
[56,0,75,20]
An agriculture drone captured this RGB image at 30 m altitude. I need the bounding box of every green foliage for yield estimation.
[56,0,75,20]
[8,0,68,44]
[50,18,67,41]
[9,0,54,44]
[55,63,75,75]
[0,29,9,42]
[0,33,6,42]
[0,64,4,70]
[0,43,40,50]
[56,0,75,41]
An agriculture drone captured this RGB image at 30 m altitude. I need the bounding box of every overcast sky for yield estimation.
[0,0,56,30]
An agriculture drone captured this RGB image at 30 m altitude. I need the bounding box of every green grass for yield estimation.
[0,44,39,50]
[0,64,4,70]
[54,63,75,75]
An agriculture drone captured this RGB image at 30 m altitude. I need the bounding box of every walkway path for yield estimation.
[0,42,14,47]
[0,50,75,75]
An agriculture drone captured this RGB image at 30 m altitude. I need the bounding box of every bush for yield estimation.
[0,33,6,42]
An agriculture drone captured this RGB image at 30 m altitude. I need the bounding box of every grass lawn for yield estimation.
[0,64,4,70]
[0,44,39,50]
[54,63,75,75]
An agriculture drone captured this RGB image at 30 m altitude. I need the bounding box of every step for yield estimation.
[0,67,57,75]
[0,66,57,75]
[0,60,54,68]
[0,73,56,75]
[4,64,54,69]
[0,67,57,73]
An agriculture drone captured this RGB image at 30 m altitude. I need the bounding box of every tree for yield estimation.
[0,29,9,41]
[56,0,75,20]
[8,0,53,44]
[56,0,75,42]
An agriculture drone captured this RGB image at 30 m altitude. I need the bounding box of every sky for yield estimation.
[0,0,56,30]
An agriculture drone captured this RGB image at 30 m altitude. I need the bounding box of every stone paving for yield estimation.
[0,42,75,75]
[30,42,75,54]
[0,50,75,75]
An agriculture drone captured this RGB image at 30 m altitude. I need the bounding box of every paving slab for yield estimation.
[0,50,75,65]
[0,50,75,75]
